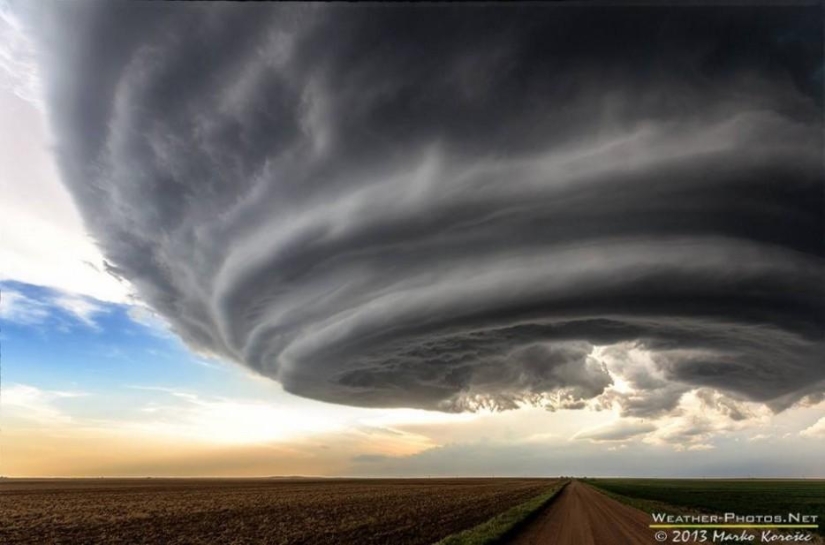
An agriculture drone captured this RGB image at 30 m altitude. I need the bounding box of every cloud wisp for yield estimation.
[21,4,824,412]
[0,282,109,329]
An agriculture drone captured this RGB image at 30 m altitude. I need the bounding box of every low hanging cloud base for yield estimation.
[23,3,825,413]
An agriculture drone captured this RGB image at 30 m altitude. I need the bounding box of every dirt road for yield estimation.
[508,480,659,545]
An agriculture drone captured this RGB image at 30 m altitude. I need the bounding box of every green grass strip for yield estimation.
[433,482,568,545]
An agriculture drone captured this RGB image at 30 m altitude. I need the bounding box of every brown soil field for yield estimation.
[0,477,557,544]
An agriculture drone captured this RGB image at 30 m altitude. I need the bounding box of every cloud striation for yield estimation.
[24,3,825,411]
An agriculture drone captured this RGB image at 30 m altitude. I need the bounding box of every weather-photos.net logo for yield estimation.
[650,512,820,543]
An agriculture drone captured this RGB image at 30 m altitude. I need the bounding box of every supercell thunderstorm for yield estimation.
[25,4,825,411]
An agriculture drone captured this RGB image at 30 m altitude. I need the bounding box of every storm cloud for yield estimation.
[24,3,824,411]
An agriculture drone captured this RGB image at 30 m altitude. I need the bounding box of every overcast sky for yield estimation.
[0,1,822,477]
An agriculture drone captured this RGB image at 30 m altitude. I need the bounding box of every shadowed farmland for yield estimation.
[586,479,825,537]
[0,478,558,544]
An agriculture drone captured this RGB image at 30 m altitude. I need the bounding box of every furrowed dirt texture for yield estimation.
[0,478,557,544]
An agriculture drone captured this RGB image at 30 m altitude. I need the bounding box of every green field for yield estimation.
[585,479,825,536]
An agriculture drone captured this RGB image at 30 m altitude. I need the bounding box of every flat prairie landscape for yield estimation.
[4,477,825,544]
[0,477,557,545]
[504,479,825,545]
[586,478,825,537]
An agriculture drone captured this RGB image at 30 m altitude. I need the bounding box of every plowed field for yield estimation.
[0,477,557,544]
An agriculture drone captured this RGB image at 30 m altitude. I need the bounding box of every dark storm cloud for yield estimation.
[25,3,824,411]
